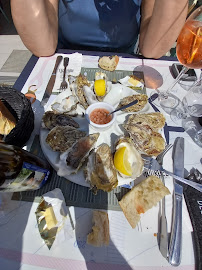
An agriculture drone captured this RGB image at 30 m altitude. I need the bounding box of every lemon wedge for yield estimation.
[114,147,132,176]
[94,79,106,96]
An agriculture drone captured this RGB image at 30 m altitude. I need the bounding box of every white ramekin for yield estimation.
[85,102,116,131]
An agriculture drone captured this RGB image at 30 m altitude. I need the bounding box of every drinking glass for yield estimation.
[152,6,202,112]
[171,80,202,146]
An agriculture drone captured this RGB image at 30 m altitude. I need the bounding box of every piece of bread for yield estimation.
[0,100,16,135]
[127,112,166,132]
[98,55,119,71]
[87,210,110,247]
[119,176,170,228]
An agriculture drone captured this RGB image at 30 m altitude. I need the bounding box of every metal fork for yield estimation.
[60,57,69,90]
[143,156,202,192]
[156,144,173,259]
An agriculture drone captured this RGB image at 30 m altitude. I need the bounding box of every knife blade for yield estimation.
[168,137,184,266]
[42,55,63,101]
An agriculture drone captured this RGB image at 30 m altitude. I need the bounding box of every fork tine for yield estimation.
[156,144,173,163]
[142,158,150,164]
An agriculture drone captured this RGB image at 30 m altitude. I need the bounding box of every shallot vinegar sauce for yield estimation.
[90,108,112,125]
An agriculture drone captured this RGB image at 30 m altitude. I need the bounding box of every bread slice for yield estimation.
[87,210,109,247]
[0,100,16,135]
[119,176,170,228]
[98,55,119,71]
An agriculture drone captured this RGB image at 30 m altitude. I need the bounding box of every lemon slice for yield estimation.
[114,147,132,176]
[94,79,106,96]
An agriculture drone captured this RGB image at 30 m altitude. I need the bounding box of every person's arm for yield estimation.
[139,0,188,59]
[11,0,59,57]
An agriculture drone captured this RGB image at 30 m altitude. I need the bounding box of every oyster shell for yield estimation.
[45,126,86,152]
[95,71,107,81]
[51,95,78,114]
[57,133,100,176]
[123,123,165,156]
[116,94,148,112]
[42,111,79,129]
[126,112,166,132]
[85,143,118,193]
[94,72,112,102]
[72,74,91,109]
[114,137,143,179]
[83,85,98,105]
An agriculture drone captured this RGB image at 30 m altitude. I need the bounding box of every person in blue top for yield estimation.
[11,0,189,59]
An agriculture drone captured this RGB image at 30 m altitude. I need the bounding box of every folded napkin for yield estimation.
[21,52,82,102]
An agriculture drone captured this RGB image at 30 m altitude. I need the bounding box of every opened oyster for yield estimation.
[57,133,100,176]
[114,137,143,178]
[51,95,78,114]
[94,72,112,101]
[123,123,165,156]
[70,74,91,109]
[95,71,107,81]
[126,112,166,132]
[83,85,98,105]
[45,126,86,152]
[42,111,79,129]
[116,94,148,112]
[85,143,118,193]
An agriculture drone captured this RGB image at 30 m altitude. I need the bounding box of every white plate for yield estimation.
[40,84,153,188]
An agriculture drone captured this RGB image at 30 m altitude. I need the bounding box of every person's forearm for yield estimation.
[139,0,188,59]
[11,0,59,57]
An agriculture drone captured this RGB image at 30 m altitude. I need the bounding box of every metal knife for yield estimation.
[108,99,138,115]
[168,137,184,266]
[42,55,63,101]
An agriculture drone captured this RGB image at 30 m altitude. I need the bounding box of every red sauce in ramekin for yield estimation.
[90,108,112,125]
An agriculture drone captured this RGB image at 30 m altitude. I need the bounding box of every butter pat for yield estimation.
[128,75,143,87]
[44,206,58,230]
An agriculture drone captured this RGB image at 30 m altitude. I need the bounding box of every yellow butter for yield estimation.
[128,76,140,86]
[44,206,57,230]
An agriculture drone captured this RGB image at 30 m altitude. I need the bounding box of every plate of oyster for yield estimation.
[40,70,166,193]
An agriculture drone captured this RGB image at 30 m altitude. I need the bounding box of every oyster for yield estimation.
[85,143,118,193]
[116,94,148,112]
[57,133,100,176]
[42,111,79,129]
[95,71,107,81]
[51,95,78,114]
[71,74,90,109]
[114,137,143,179]
[45,126,86,152]
[94,72,112,102]
[126,112,166,132]
[83,85,98,105]
[123,123,165,157]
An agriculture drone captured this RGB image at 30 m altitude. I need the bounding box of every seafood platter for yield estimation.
[40,58,166,194]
